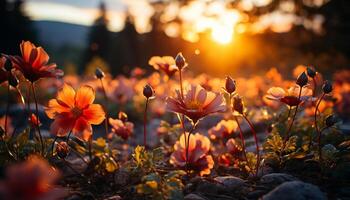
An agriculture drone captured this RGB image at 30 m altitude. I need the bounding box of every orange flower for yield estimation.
[208,120,237,140]
[0,155,67,200]
[109,118,134,140]
[166,84,226,123]
[265,85,313,107]
[148,56,178,77]
[45,84,105,141]
[10,41,63,82]
[170,133,214,176]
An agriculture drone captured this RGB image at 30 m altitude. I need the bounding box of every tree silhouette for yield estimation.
[82,1,111,73]
[0,0,36,55]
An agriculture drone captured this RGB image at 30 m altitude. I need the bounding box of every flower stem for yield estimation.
[243,114,260,176]
[99,78,109,137]
[284,86,302,143]
[4,84,10,137]
[185,123,196,174]
[31,83,44,155]
[143,98,149,147]
[314,93,325,160]
[234,116,247,162]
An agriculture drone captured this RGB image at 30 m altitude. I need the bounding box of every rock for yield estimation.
[195,180,226,194]
[184,193,207,200]
[260,173,298,186]
[114,169,129,186]
[263,181,326,200]
[214,176,246,189]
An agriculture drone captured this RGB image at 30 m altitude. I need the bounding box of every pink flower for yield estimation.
[208,120,237,140]
[166,84,226,123]
[265,85,313,107]
[170,133,214,176]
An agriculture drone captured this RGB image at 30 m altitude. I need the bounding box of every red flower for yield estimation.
[0,155,67,200]
[170,133,214,176]
[45,84,105,141]
[10,41,63,82]
[109,117,134,140]
[166,84,226,123]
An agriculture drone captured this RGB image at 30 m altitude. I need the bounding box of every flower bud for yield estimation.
[325,114,338,127]
[56,141,69,159]
[225,76,236,94]
[4,58,12,72]
[233,96,244,114]
[296,72,308,87]
[8,74,18,87]
[175,52,187,70]
[95,67,105,79]
[118,111,128,122]
[143,84,155,99]
[322,80,332,94]
[306,67,316,78]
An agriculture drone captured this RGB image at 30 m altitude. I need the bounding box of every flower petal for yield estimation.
[45,99,70,119]
[50,113,75,137]
[83,104,105,125]
[73,117,92,141]
[75,85,95,109]
[20,41,35,63]
[32,47,49,67]
[57,84,76,108]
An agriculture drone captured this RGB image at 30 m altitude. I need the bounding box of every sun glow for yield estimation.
[211,26,233,44]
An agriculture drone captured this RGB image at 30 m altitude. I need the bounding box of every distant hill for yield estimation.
[33,20,89,48]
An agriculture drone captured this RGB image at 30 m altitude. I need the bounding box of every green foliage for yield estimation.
[263,131,306,166]
[136,170,185,200]
[131,145,163,174]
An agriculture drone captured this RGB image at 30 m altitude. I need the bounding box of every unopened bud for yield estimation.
[296,72,308,87]
[118,111,128,122]
[306,67,316,78]
[4,58,12,71]
[143,84,155,99]
[233,96,244,114]
[8,74,18,87]
[95,68,105,79]
[322,80,332,94]
[225,76,236,94]
[175,52,187,70]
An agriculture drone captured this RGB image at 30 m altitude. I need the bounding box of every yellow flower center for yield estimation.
[71,107,83,118]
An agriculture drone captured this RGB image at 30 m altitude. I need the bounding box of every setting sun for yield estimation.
[211,26,234,44]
